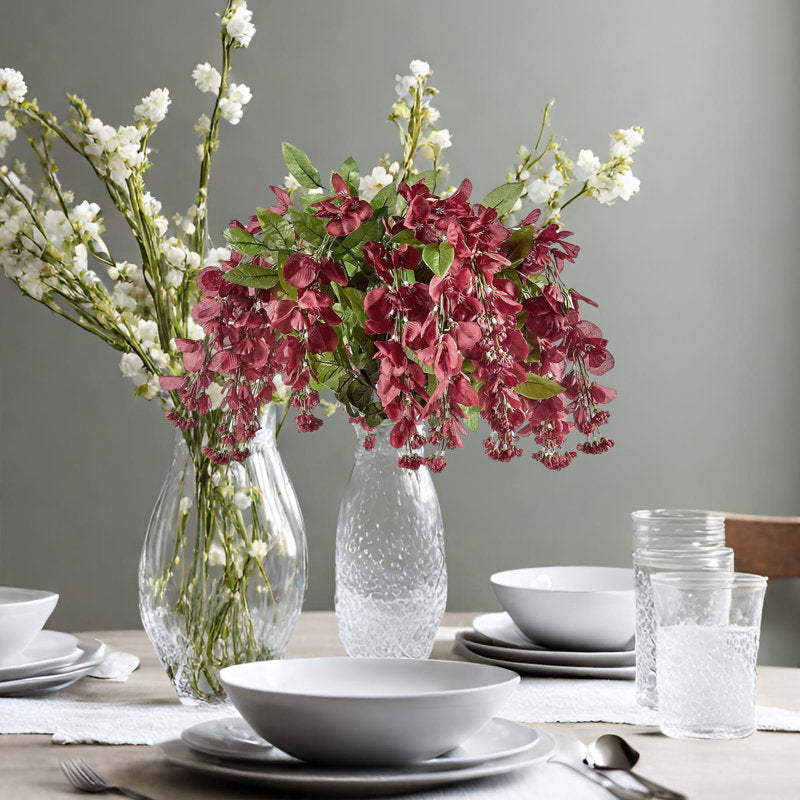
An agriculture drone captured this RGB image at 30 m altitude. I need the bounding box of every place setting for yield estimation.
[453,566,637,680]
[0,587,108,697]
[157,658,561,797]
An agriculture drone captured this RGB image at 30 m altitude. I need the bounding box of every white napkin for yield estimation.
[87,650,140,681]
[0,691,231,744]
[497,676,800,732]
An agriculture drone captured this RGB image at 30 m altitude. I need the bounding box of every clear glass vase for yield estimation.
[139,404,307,706]
[335,424,447,658]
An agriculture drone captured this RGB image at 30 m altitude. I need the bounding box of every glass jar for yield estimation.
[631,509,725,552]
[335,423,446,658]
[633,546,734,708]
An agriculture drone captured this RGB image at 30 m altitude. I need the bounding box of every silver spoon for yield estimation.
[585,734,687,800]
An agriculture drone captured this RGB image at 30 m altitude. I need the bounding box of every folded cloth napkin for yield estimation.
[88,650,140,681]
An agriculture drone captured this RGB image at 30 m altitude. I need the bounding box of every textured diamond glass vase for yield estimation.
[139,405,307,706]
[335,424,447,658]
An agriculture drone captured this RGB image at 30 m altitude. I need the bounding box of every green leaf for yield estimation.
[340,219,381,258]
[503,226,535,263]
[300,191,325,211]
[463,405,481,432]
[524,272,548,290]
[287,207,326,247]
[339,286,367,326]
[344,378,375,412]
[277,270,298,301]
[364,411,385,428]
[422,240,455,277]
[281,142,324,189]
[256,208,295,251]
[411,170,437,192]
[337,157,360,195]
[390,229,423,247]
[349,351,373,370]
[313,359,348,392]
[371,181,397,214]
[222,226,265,257]
[223,264,280,290]
[482,182,524,218]
[513,373,566,399]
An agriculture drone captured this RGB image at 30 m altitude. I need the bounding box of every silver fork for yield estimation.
[60,758,157,800]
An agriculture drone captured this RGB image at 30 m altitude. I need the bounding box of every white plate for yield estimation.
[0,638,106,696]
[0,630,81,681]
[459,630,635,667]
[454,640,635,680]
[473,613,634,655]
[182,718,274,762]
[159,730,556,797]
[182,716,538,768]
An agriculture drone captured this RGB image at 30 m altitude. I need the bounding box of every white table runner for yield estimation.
[0,631,798,743]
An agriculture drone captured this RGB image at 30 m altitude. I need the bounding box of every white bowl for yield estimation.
[0,587,59,664]
[220,657,519,766]
[490,566,635,652]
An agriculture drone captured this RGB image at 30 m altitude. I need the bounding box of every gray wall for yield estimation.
[1,1,798,664]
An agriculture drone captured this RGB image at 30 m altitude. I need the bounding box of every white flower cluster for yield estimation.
[83,117,144,187]
[509,123,644,220]
[0,111,17,158]
[0,68,26,106]
[219,82,252,125]
[134,87,171,127]
[575,127,644,204]
[391,60,451,169]
[0,181,48,299]
[192,63,221,94]
[161,235,201,288]
[359,161,399,200]
[223,1,255,48]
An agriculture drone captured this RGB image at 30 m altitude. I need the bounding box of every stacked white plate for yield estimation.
[161,716,556,796]
[0,630,106,696]
[454,613,635,679]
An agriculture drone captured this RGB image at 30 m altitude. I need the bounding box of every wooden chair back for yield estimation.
[722,513,800,579]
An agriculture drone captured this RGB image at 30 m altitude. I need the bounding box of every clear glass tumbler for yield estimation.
[632,509,725,551]
[633,546,734,708]
[652,571,768,739]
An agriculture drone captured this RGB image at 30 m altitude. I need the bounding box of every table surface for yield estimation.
[1,612,798,800]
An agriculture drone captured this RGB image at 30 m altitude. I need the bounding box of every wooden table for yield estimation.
[1,612,798,799]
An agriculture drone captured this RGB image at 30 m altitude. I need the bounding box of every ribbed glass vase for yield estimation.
[139,404,306,706]
[335,423,446,658]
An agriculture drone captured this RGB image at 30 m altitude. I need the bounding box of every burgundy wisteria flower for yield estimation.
[162,142,619,472]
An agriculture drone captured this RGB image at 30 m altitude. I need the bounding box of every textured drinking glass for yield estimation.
[631,509,725,551]
[633,546,733,708]
[335,423,446,658]
[652,572,767,739]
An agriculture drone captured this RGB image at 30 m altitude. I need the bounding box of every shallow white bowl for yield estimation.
[0,587,59,664]
[220,657,519,767]
[490,566,635,652]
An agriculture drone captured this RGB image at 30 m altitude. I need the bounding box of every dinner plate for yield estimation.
[454,640,635,680]
[182,716,539,768]
[159,729,556,797]
[0,630,81,681]
[459,630,636,667]
[0,638,107,696]
[473,613,634,656]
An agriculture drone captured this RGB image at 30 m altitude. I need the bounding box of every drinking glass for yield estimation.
[631,508,725,551]
[652,571,767,739]
[633,546,734,708]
